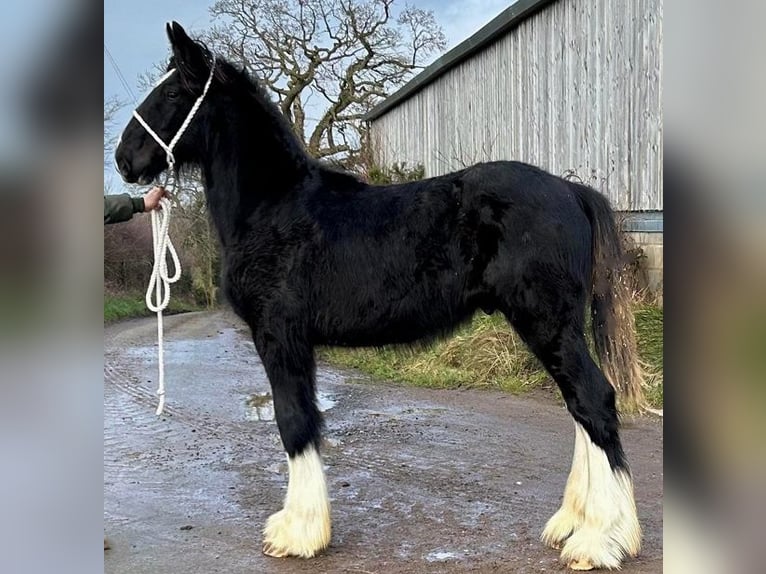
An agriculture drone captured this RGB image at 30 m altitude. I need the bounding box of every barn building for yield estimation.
[364,0,663,293]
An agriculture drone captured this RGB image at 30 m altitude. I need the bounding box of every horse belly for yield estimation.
[313,272,472,347]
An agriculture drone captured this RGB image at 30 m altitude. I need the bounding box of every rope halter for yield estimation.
[132,56,217,171]
[131,56,216,415]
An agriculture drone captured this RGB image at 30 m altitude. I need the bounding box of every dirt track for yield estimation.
[104,311,663,573]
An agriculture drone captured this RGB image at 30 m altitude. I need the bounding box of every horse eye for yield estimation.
[166,90,178,100]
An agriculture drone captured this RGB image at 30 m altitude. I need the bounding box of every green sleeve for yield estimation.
[104,193,144,224]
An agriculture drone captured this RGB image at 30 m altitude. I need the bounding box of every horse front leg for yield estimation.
[254,330,330,558]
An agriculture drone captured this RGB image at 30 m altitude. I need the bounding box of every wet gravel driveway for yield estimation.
[104,311,663,573]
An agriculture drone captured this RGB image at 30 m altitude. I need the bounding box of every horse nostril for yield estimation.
[117,156,131,177]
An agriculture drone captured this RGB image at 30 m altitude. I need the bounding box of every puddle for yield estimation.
[425,550,463,562]
[317,392,337,412]
[265,461,288,474]
[245,390,336,422]
[245,392,275,421]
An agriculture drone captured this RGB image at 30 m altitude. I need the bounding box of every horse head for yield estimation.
[115,22,215,185]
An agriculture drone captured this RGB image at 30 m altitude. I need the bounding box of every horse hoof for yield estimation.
[559,527,625,571]
[261,505,330,558]
[262,541,289,558]
[568,557,594,570]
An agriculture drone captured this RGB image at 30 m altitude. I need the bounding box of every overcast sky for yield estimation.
[104,0,517,187]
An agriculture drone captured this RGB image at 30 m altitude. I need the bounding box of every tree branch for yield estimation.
[206,0,446,164]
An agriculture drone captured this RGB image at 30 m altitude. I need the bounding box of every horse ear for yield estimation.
[166,22,175,44]
[166,21,208,86]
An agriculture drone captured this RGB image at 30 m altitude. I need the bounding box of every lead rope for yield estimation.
[145,169,181,415]
[133,56,216,415]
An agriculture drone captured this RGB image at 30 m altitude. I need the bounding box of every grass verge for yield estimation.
[320,305,663,409]
[635,305,664,407]
[104,292,202,323]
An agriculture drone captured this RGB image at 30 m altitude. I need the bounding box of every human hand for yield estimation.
[142,186,168,211]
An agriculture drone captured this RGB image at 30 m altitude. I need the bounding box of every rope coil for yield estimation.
[145,195,181,415]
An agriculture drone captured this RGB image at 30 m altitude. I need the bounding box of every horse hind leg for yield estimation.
[504,300,640,569]
[547,336,640,570]
[254,330,331,558]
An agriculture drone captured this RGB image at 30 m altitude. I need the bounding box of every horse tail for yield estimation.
[571,182,645,412]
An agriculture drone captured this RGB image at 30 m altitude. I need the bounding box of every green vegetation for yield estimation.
[321,305,664,408]
[104,292,201,323]
[635,305,664,407]
[319,312,547,393]
[367,162,425,184]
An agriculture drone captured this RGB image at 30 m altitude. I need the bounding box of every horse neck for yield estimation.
[200,88,311,246]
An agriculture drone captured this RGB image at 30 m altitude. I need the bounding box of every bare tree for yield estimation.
[168,175,221,308]
[205,0,445,165]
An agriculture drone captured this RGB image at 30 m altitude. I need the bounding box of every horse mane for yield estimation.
[196,46,366,186]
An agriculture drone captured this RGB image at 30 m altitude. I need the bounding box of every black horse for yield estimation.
[116,22,642,570]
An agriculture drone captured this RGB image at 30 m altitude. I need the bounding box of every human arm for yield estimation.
[104,193,144,224]
[104,187,167,224]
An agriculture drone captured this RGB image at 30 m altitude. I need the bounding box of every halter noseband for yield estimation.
[132,56,217,171]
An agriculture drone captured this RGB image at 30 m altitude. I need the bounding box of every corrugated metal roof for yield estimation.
[363,0,557,122]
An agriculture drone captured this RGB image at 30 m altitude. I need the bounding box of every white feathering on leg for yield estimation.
[262,445,331,558]
[559,428,641,570]
[541,421,589,549]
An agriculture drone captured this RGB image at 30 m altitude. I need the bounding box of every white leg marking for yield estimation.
[262,445,331,558]
[559,426,641,570]
[541,421,589,549]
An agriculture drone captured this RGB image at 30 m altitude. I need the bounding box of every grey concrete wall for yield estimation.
[627,231,663,296]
